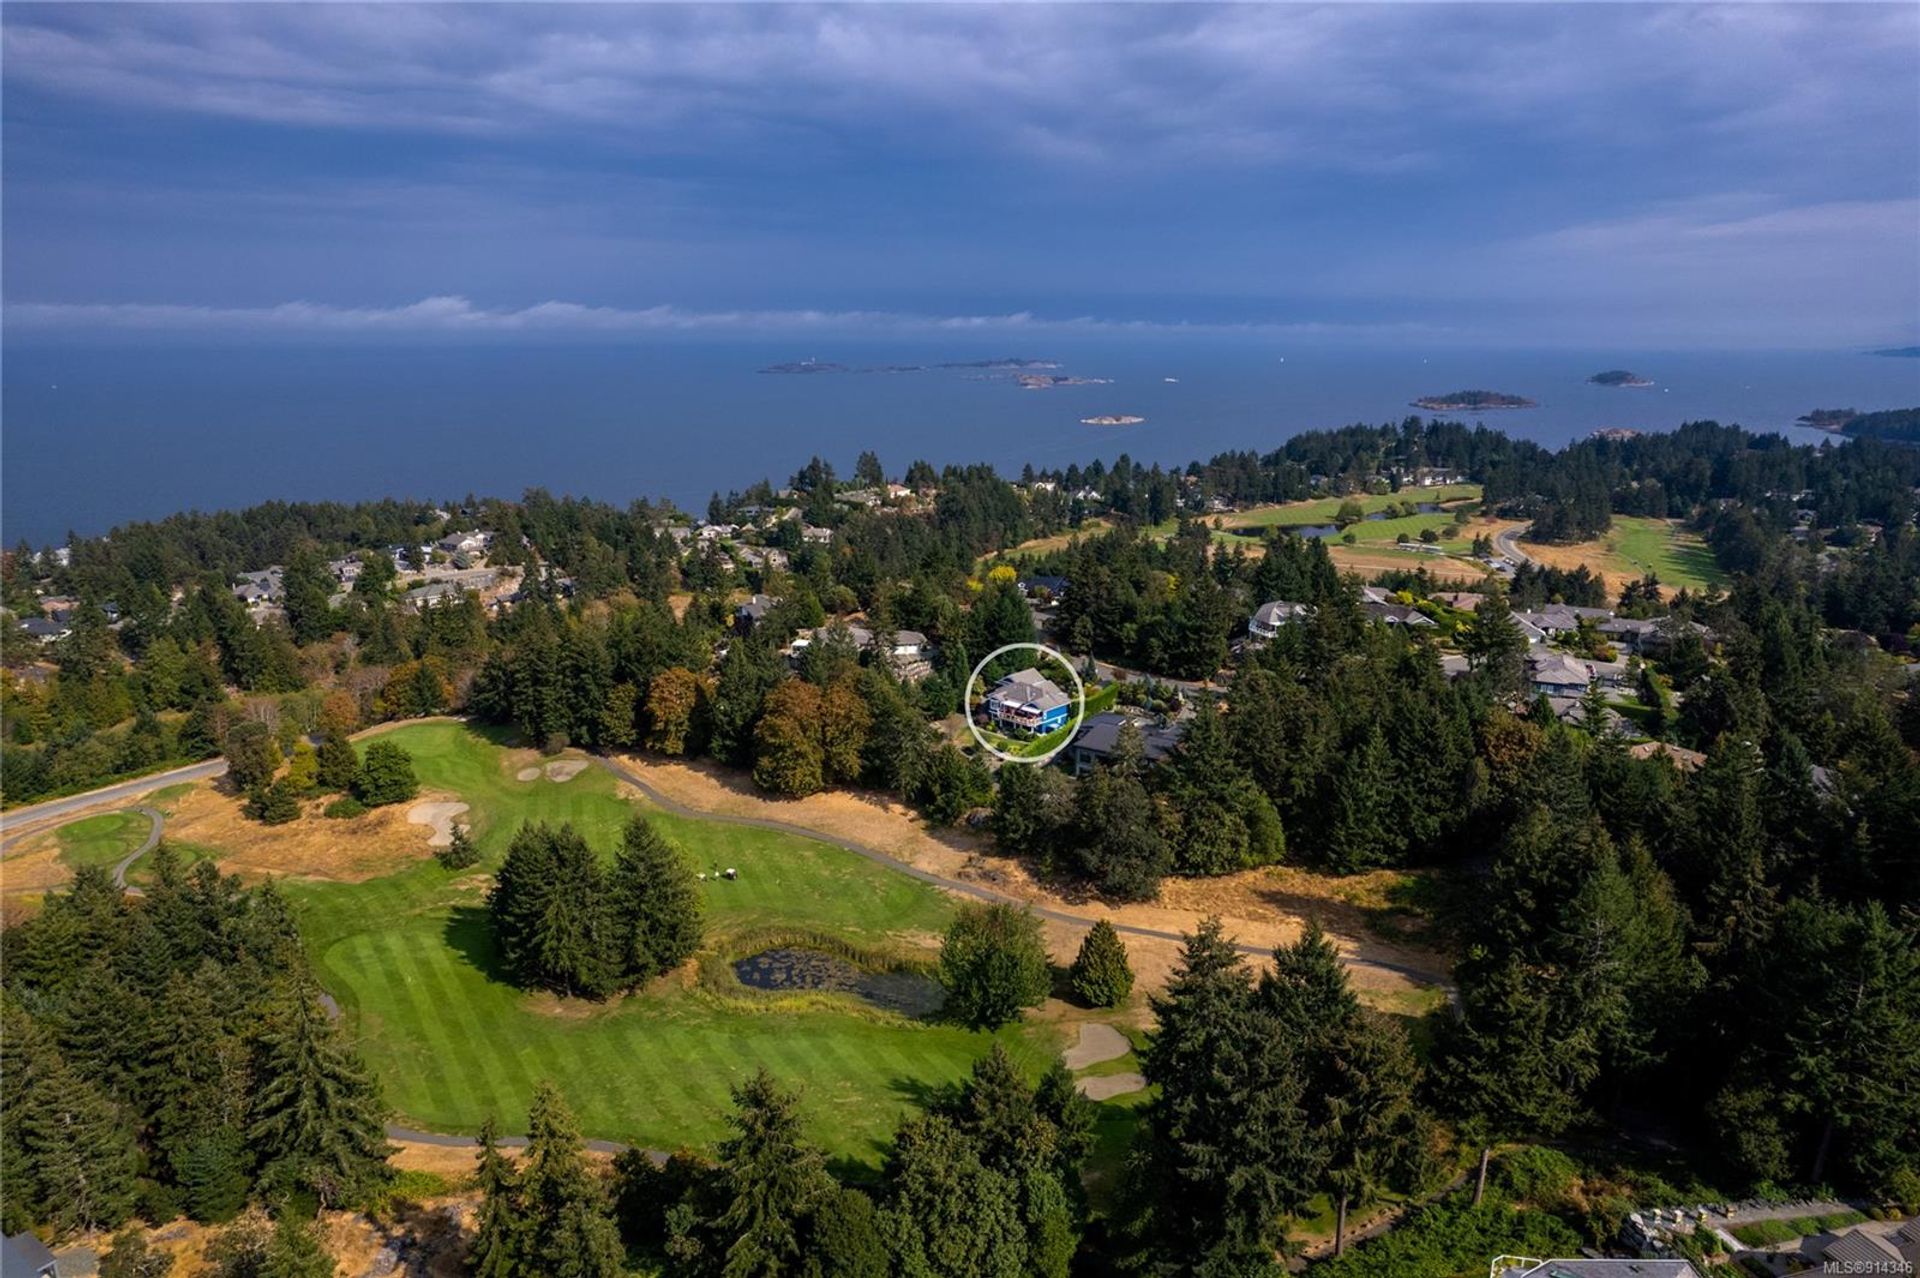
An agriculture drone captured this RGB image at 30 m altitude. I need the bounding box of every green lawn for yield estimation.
[267,722,1065,1162]
[1212,485,1480,531]
[1608,517,1726,591]
[53,810,151,873]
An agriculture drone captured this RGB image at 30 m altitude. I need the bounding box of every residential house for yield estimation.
[1508,611,1550,645]
[984,668,1074,736]
[786,625,933,680]
[1066,711,1184,776]
[1809,1223,1920,1274]
[1018,574,1069,603]
[696,523,737,544]
[1432,591,1485,611]
[1513,604,1614,636]
[403,581,465,610]
[1527,649,1597,696]
[735,545,789,574]
[1364,601,1434,628]
[1248,600,1308,640]
[233,567,284,602]
[1628,741,1707,771]
[836,488,882,508]
[436,530,492,558]
[801,525,835,545]
[327,556,364,584]
[734,594,779,634]
[18,617,70,644]
[1,1231,58,1277]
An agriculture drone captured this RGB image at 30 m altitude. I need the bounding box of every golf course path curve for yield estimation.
[594,754,1453,994]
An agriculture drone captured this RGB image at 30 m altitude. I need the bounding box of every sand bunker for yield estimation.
[515,767,541,781]
[1076,1073,1146,1101]
[1062,1022,1131,1069]
[544,760,587,782]
[407,801,471,848]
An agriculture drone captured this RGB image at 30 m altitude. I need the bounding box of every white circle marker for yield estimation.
[963,642,1088,766]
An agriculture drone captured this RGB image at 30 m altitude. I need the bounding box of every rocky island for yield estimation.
[1081,414,1145,426]
[1411,389,1537,411]
[1589,369,1654,387]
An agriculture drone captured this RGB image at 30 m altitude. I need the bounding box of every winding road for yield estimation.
[1492,521,1537,570]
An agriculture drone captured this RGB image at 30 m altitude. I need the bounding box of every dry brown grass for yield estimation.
[1519,537,1657,599]
[1325,546,1491,583]
[608,753,1454,1002]
[163,782,445,882]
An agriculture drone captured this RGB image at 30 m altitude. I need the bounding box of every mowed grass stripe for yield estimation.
[275,722,1062,1162]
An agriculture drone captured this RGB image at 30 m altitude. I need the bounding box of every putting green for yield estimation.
[280,722,1063,1160]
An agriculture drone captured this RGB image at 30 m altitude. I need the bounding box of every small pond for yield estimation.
[732,948,946,1017]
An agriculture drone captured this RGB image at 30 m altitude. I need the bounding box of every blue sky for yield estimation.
[4,3,1916,348]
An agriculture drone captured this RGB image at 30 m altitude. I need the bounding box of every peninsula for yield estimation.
[1588,369,1654,387]
[1019,373,1113,389]
[1411,389,1537,411]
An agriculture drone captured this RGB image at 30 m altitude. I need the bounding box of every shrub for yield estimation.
[1067,920,1135,1008]
[938,902,1050,1029]
[323,797,367,819]
[352,741,417,807]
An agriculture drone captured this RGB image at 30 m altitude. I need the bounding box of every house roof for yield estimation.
[989,669,1072,713]
[1362,600,1434,627]
[1019,574,1069,596]
[18,618,68,638]
[1252,600,1307,628]
[1528,650,1594,687]
[1070,712,1183,764]
[2,1230,57,1274]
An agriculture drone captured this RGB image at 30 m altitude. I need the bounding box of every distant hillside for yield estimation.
[1798,406,1920,443]
[1869,346,1920,358]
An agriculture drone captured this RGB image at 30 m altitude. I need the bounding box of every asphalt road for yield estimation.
[0,758,228,847]
[1492,522,1537,570]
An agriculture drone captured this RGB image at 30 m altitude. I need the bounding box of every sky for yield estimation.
[4,3,1918,349]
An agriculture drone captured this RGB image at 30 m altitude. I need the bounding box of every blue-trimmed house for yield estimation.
[984,668,1073,735]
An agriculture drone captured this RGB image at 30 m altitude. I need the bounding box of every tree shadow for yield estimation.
[442,905,512,984]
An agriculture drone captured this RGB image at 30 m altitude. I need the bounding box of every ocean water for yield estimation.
[4,336,1916,545]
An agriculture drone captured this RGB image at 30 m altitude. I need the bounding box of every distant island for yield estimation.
[1411,389,1537,411]
[1591,427,1642,442]
[1798,406,1920,444]
[1588,369,1654,387]
[759,359,850,375]
[1870,346,1920,358]
[1081,415,1144,426]
[759,356,1065,376]
[1019,374,1113,390]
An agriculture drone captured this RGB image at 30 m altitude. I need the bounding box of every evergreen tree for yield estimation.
[881,1114,1028,1278]
[1323,723,1398,873]
[1164,698,1285,876]
[224,720,280,793]
[1132,918,1317,1273]
[469,1117,527,1278]
[436,822,480,870]
[802,1186,888,1278]
[262,1212,336,1278]
[175,1127,252,1223]
[519,1082,625,1278]
[6,1004,139,1237]
[245,778,302,825]
[937,903,1051,1029]
[607,815,704,984]
[315,731,360,793]
[487,822,616,997]
[352,740,418,807]
[1067,919,1135,1008]
[248,976,392,1207]
[714,1068,831,1278]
